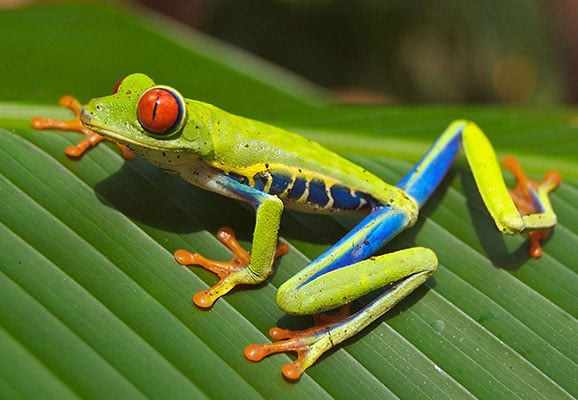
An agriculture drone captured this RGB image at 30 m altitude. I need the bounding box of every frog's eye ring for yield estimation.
[137,86,186,136]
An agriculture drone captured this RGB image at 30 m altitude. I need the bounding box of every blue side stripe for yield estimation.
[307,178,330,207]
[287,176,307,200]
[330,184,362,210]
[269,172,292,195]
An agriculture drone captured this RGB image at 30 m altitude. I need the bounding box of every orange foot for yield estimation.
[503,156,562,258]
[31,95,134,160]
[174,227,289,308]
[244,304,352,381]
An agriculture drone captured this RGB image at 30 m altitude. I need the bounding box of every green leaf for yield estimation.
[1,3,576,399]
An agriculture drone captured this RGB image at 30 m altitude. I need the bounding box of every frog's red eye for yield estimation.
[112,77,125,94]
[137,86,186,136]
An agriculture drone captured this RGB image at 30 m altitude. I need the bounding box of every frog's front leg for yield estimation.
[31,96,134,159]
[175,178,289,308]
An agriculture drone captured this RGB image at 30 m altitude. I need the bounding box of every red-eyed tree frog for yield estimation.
[31,73,562,380]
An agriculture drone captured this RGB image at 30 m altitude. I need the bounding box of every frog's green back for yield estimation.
[194,101,404,211]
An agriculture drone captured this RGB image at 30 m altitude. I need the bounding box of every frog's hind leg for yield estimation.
[399,120,561,257]
[246,245,437,380]
[244,121,562,380]
[243,122,466,380]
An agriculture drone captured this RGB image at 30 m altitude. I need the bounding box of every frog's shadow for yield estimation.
[93,160,252,237]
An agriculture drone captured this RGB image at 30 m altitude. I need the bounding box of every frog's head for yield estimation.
[81,73,210,156]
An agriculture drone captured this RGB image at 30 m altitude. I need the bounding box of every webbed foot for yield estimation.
[503,156,562,257]
[175,227,289,307]
[244,305,352,381]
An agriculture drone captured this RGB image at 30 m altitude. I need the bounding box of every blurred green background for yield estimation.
[131,0,577,104]
[4,0,577,104]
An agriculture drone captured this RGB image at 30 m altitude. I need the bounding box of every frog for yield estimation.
[31,73,561,380]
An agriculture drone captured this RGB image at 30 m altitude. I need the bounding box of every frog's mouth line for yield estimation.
[79,107,135,145]
[88,126,136,146]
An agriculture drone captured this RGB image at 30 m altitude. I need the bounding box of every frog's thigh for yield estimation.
[277,247,437,315]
